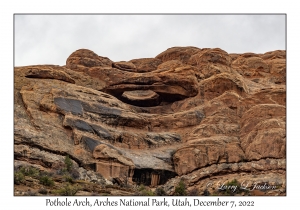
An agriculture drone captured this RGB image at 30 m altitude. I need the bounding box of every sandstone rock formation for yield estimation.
[14,47,286,196]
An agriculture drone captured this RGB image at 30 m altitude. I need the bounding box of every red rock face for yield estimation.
[14,47,286,195]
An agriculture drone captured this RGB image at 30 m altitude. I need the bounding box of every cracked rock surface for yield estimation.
[14,47,286,195]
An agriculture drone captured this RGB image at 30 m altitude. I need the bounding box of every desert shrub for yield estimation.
[14,166,40,184]
[19,166,39,178]
[55,184,80,196]
[139,189,155,196]
[223,179,240,195]
[14,171,25,184]
[226,179,239,186]
[56,168,65,175]
[39,175,54,187]
[174,180,187,196]
[137,184,155,196]
[55,156,77,178]
[138,184,146,191]
[188,187,199,196]
[202,189,210,196]
[38,188,48,194]
[155,187,167,196]
[64,155,73,172]
[64,174,74,183]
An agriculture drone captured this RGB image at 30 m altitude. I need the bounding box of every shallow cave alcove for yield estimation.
[132,168,177,186]
[103,87,189,107]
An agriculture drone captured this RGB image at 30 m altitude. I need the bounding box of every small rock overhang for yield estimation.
[132,168,177,187]
[91,143,177,187]
[103,81,198,107]
[93,160,177,187]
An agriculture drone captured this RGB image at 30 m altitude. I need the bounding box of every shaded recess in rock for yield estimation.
[132,168,177,186]
[105,87,192,107]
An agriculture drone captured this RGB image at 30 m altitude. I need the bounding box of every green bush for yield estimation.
[19,166,39,178]
[55,184,80,196]
[155,187,167,196]
[137,184,155,196]
[14,171,25,184]
[226,179,239,186]
[64,155,73,172]
[39,175,54,187]
[139,189,155,196]
[223,179,240,195]
[174,180,187,196]
[14,166,40,184]
[64,175,74,183]
[138,184,146,191]
[203,189,210,196]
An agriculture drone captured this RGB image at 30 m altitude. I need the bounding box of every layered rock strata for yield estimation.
[14,47,286,195]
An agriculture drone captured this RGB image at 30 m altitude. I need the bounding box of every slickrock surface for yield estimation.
[14,47,286,196]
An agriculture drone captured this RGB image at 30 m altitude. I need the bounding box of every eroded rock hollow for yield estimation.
[14,47,286,196]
